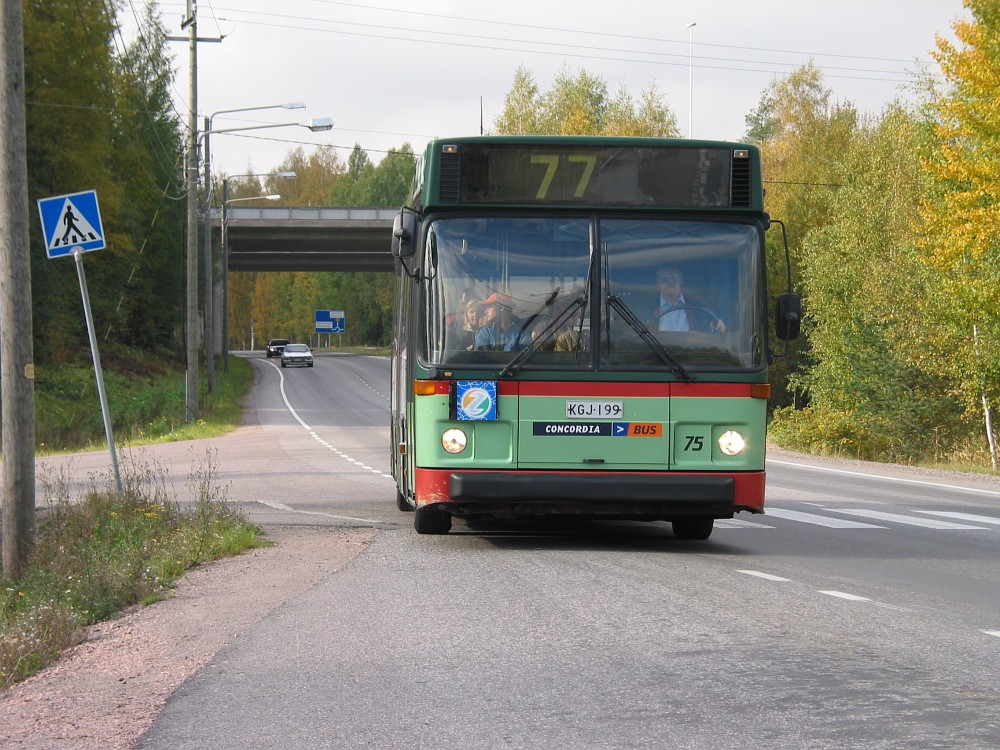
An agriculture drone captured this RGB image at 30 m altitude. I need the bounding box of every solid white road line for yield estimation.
[256,500,382,525]
[767,458,1000,498]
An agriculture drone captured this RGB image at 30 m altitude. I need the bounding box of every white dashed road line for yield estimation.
[736,570,791,582]
[817,590,871,602]
[267,360,393,480]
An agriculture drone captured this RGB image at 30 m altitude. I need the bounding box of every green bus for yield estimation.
[390,136,799,539]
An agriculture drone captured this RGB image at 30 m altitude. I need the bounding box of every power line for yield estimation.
[150,1,948,165]
[160,0,942,68]
[205,16,924,85]
[200,7,933,83]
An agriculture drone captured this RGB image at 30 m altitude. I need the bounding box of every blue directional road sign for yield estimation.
[315,309,346,334]
[37,190,106,258]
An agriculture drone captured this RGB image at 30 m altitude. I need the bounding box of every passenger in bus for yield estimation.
[446,286,478,328]
[475,293,528,351]
[531,304,582,352]
[476,299,496,330]
[652,266,726,333]
[448,299,480,351]
[553,323,581,352]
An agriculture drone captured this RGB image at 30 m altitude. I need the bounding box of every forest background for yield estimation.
[20,0,999,469]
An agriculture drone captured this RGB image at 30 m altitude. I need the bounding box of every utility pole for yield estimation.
[203,115,214,393]
[0,0,36,577]
[184,1,199,421]
[687,22,696,139]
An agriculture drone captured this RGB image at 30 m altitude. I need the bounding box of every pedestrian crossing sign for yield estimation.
[37,190,106,258]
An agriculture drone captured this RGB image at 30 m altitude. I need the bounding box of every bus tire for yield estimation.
[414,506,452,535]
[671,517,714,540]
[396,488,414,512]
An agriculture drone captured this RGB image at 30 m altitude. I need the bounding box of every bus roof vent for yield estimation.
[730,151,751,207]
[439,149,460,203]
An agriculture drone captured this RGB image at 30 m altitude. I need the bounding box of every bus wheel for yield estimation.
[414,507,452,535]
[671,517,714,540]
[396,488,414,512]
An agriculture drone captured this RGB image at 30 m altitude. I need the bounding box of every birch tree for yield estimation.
[916,0,1000,466]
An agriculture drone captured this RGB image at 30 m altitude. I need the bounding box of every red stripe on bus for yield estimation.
[413,468,765,510]
[502,382,752,398]
[671,382,753,398]
[421,381,755,397]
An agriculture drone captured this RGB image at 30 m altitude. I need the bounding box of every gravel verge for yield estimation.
[0,525,376,750]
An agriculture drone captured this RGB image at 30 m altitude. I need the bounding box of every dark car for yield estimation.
[280,343,314,368]
[266,338,290,358]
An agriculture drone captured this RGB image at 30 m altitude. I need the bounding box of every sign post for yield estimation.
[37,191,122,495]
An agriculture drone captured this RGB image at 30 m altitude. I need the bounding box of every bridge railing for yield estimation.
[208,206,398,222]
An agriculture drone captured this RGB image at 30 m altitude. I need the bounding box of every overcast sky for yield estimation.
[126,0,969,178]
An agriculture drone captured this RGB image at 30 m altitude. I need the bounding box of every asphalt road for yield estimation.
[51,352,1000,748]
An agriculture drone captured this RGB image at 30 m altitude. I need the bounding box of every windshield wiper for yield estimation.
[605,294,692,382]
[497,295,586,379]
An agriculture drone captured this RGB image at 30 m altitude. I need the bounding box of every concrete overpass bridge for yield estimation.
[211,206,397,273]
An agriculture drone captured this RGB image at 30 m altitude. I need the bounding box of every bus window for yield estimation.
[424,217,592,367]
[601,218,764,370]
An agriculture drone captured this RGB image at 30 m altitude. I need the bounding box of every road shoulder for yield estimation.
[0,524,376,750]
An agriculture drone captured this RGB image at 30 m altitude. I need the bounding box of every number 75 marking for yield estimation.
[530,154,596,198]
[683,435,705,451]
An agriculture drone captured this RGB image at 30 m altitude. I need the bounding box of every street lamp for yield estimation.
[687,22,696,139]
[189,103,303,410]
[207,117,334,136]
[191,106,331,411]
[221,172,296,373]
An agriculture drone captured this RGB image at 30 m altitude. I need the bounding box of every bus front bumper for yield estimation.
[413,468,765,520]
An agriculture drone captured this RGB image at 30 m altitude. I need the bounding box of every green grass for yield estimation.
[35,349,254,454]
[0,450,270,689]
[0,350,267,689]
[769,404,999,473]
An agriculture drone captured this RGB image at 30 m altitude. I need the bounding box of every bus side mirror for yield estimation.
[775,293,801,341]
[391,211,418,259]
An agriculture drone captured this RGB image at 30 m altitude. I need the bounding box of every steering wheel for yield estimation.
[652,304,724,332]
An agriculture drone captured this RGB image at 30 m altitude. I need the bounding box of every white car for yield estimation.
[280,343,314,368]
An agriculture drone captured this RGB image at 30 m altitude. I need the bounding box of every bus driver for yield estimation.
[653,266,726,333]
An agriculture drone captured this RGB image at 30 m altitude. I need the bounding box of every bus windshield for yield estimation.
[422,216,763,372]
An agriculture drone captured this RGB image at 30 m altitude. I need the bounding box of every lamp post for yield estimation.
[201,103,303,394]
[191,109,332,412]
[220,171,295,373]
[687,22,697,139]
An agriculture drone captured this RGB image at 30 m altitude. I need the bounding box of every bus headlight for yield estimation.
[442,428,468,454]
[718,430,746,456]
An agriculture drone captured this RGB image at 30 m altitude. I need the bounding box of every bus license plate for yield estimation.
[566,400,623,419]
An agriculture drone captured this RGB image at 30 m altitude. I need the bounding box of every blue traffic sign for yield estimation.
[315,309,346,334]
[37,190,105,258]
